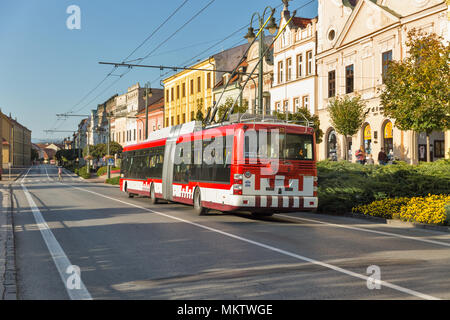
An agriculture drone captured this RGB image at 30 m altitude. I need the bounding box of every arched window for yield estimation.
[327,129,337,161]
[383,121,393,155]
[363,124,372,155]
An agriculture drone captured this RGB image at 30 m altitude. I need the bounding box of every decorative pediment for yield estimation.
[336,0,400,47]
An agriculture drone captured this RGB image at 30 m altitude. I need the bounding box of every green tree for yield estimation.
[327,95,368,160]
[195,98,204,122]
[380,29,450,162]
[216,97,249,122]
[273,108,323,144]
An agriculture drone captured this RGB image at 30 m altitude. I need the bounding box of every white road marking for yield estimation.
[66,183,440,300]
[20,166,92,300]
[277,214,450,248]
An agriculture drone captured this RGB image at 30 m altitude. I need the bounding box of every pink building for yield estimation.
[136,96,164,144]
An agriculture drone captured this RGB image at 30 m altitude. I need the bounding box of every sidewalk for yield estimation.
[0,183,17,300]
[0,167,27,183]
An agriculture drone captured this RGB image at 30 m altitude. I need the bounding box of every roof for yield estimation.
[291,17,313,29]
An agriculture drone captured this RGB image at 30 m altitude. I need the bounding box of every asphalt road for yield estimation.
[10,164,450,300]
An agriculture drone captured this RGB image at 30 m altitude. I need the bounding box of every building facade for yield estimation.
[136,96,164,144]
[271,3,318,116]
[163,44,249,126]
[316,0,449,163]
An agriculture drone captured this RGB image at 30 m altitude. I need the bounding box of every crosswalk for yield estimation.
[16,165,85,185]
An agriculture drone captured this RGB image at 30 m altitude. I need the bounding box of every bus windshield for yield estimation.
[244,130,314,161]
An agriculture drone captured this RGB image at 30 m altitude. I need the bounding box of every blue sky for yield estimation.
[0,0,318,142]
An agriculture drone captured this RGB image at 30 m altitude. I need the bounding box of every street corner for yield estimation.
[0,184,17,300]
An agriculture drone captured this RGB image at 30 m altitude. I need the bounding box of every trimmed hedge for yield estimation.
[77,166,91,179]
[318,159,450,213]
[106,176,120,185]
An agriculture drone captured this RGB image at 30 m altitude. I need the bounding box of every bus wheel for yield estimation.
[150,184,158,205]
[193,188,206,216]
[128,192,135,198]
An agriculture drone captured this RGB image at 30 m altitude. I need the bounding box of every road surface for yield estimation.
[10,165,450,300]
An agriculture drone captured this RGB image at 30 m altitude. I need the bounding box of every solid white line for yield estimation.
[20,184,92,300]
[44,165,51,181]
[20,166,33,183]
[66,183,440,300]
[277,214,450,248]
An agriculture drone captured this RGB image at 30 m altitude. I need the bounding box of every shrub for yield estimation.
[317,160,450,213]
[106,176,120,185]
[352,198,410,219]
[77,166,91,179]
[394,194,450,225]
[96,166,120,177]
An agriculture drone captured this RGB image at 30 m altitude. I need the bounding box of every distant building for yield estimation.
[136,90,164,144]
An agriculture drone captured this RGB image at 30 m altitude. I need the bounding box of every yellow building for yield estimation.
[163,58,215,127]
[163,44,249,127]
[1,113,12,167]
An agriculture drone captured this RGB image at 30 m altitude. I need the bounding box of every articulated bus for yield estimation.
[120,116,318,216]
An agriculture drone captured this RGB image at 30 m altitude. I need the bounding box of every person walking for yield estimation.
[355,146,366,165]
[58,167,63,182]
[378,148,388,165]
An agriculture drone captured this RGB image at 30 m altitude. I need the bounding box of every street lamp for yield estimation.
[245,7,278,115]
[144,82,153,140]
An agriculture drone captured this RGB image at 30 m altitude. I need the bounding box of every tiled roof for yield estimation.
[291,17,313,28]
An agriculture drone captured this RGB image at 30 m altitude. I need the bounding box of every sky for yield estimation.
[0,0,318,142]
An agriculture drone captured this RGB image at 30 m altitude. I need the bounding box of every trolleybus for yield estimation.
[120,115,318,216]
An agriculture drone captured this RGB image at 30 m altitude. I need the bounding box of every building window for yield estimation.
[166,118,169,127]
[176,85,180,100]
[177,115,180,125]
[191,111,195,121]
[382,50,393,83]
[182,113,186,123]
[283,100,289,113]
[294,98,300,113]
[327,129,337,160]
[286,58,292,82]
[328,70,336,98]
[346,64,354,94]
[275,102,281,112]
[435,140,445,158]
[197,76,201,93]
[302,96,309,109]
[133,129,136,141]
[278,61,284,84]
[171,88,174,101]
[171,116,174,126]
[182,83,186,97]
[190,79,194,95]
[207,73,211,89]
[297,54,303,78]
[166,90,169,102]
[306,51,313,75]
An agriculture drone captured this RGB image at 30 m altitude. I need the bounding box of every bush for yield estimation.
[394,194,450,225]
[96,166,120,177]
[352,198,410,219]
[317,159,450,213]
[353,195,450,225]
[77,166,91,179]
[106,177,120,185]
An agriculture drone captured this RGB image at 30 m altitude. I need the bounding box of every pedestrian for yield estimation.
[378,147,388,165]
[366,154,374,165]
[355,146,366,165]
[58,167,63,182]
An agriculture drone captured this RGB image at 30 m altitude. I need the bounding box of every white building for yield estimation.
[271,2,318,116]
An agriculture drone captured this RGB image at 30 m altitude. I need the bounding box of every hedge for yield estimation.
[96,166,120,177]
[317,159,450,213]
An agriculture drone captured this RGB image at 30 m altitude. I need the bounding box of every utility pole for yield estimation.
[107,113,112,179]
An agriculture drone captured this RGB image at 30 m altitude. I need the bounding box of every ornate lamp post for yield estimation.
[244,6,278,115]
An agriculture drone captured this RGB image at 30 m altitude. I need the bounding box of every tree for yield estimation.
[327,95,368,160]
[216,97,249,122]
[195,98,204,122]
[380,29,450,162]
[273,108,323,144]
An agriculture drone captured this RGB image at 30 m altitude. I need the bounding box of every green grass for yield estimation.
[106,176,120,185]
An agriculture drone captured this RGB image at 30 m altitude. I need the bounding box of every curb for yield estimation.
[0,185,17,300]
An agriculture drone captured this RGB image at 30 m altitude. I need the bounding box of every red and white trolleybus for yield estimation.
[120,116,318,216]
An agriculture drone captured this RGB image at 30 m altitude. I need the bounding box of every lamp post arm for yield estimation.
[227,12,296,120]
